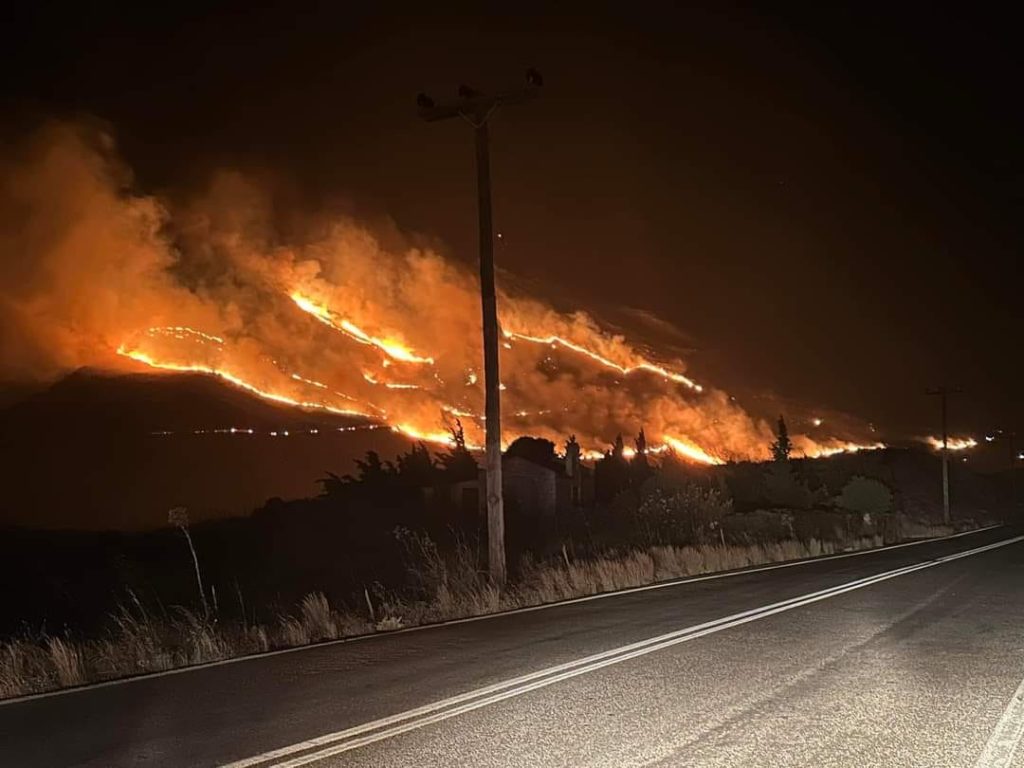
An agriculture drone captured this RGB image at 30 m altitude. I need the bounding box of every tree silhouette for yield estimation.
[770,415,793,462]
[395,442,436,486]
[353,450,396,484]
[596,433,630,501]
[635,428,648,459]
[506,435,558,468]
[630,427,653,484]
[436,419,478,481]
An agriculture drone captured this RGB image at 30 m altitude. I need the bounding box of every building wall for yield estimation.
[503,456,557,520]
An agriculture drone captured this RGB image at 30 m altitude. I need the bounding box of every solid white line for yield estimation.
[222,533,1024,768]
[0,524,1001,708]
[975,674,1024,768]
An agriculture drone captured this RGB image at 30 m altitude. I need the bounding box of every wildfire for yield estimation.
[3,120,902,481]
[503,330,702,391]
[662,436,725,465]
[290,292,434,364]
[290,373,328,390]
[809,441,887,458]
[146,326,225,345]
[925,436,978,451]
[390,423,476,448]
[118,317,886,469]
[117,346,371,418]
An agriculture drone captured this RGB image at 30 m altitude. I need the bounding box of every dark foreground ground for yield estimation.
[2,526,1023,768]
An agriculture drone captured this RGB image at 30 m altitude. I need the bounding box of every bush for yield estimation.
[838,476,893,516]
[722,510,792,543]
[634,483,733,546]
[792,510,845,542]
[722,464,765,509]
[764,462,813,509]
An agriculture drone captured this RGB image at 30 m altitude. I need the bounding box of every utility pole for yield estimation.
[417,70,542,586]
[927,386,962,525]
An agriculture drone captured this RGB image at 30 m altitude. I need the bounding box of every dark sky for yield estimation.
[2,2,1021,441]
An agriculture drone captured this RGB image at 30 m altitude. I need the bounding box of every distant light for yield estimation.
[812,418,823,427]
[985,435,996,442]
[1018,452,1024,461]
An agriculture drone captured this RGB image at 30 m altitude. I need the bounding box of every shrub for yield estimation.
[722,510,792,543]
[792,510,844,542]
[764,462,812,509]
[634,483,733,546]
[838,476,893,516]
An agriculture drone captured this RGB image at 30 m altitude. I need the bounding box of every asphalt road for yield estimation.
[3,526,1024,768]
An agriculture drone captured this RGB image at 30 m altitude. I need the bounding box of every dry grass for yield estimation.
[899,519,954,540]
[45,638,85,687]
[0,524,962,700]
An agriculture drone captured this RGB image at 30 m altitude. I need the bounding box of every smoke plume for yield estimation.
[0,121,878,461]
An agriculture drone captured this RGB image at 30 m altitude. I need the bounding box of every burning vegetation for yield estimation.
[2,121,882,462]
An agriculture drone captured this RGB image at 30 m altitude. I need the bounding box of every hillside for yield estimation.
[0,369,411,529]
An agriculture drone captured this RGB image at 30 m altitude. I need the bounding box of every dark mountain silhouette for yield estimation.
[0,369,411,530]
[1,368,361,434]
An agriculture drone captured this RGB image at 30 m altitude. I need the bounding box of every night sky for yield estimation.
[2,2,1020,439]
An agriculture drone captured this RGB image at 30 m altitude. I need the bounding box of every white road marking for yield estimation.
[0,524,1000,708]
[975,674,1024,768]
[221,533,1024,768]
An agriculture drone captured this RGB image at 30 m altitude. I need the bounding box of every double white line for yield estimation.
[224,533,1024,768]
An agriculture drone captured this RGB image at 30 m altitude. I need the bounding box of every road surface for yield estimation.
[3,526,1024,767]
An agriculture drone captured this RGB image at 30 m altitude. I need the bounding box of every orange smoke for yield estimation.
[3,121,884,465]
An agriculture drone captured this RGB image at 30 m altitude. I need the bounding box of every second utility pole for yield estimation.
[418,70,542,586]
[927,385,961,525]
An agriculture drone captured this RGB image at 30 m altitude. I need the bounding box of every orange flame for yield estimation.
[503,330,702,391]
[925,436,977,451]
[290,292,434,365]
[662,435,725,465]
[4,122,892,468]
[117,346,370,418]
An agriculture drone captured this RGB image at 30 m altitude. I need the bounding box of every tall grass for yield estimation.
[0,521,964,700]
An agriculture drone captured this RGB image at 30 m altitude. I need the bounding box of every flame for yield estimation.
[809,441,887,458]
[662,436,725,465]
[145,326,225,345]
[503,330,702,391]
[290,373,328,389]
[290,292,434,364]
[117,346,370,418]
[4,122,892,469]
[925,436,977,451]
[390,423,474,448]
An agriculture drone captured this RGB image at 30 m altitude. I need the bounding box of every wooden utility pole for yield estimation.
[927,386,962,525]
[417,70,542,586]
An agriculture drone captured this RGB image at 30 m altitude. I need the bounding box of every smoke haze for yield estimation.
[0,121,879,461]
